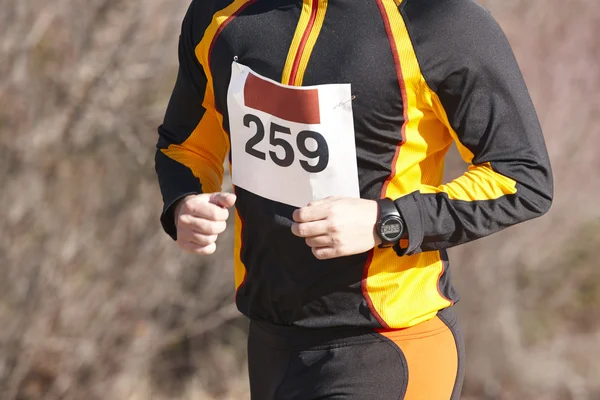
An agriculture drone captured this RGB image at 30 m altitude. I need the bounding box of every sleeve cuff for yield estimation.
[392,191,424,256]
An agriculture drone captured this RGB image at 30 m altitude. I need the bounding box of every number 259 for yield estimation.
[243,113,329,173]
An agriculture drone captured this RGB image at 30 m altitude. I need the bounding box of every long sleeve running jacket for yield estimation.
[156,0,553,329]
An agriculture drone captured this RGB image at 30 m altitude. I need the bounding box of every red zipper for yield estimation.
[288,0,319,85]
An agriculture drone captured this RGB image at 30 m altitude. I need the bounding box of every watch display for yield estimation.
[376,198,404,248]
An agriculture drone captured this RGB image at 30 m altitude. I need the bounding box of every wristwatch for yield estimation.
[375,198,404,248]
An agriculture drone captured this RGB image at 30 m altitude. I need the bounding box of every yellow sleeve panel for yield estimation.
[161,87,228,194]
[420,163,517,201]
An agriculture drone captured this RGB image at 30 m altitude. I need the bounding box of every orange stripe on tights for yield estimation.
[377,316,458,399]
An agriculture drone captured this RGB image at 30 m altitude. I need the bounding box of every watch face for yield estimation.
[380,217,403,241]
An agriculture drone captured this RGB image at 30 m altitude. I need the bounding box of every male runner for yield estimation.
[155,0,553,398]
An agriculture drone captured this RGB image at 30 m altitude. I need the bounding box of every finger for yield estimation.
[307,197,339,207]
[305,235,333,248]
[291,221,330,238]
[177,216,227,235]
[209,192,237,209]
[179,241,217,255]
[293,204,331,223]
[184,201,230,221]
[181,231,218,247]
[178,238,215,253]
[312,247,338,260]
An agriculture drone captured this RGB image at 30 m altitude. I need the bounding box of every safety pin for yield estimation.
[334,95,356,109]
[233,56,242,70]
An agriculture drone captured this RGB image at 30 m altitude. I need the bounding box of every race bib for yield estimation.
[227,62,360,207]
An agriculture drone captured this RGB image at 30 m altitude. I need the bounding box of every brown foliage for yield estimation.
[0,0,598,399]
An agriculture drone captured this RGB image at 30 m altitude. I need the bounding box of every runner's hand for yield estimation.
[291,197,382,260]
[174,192,236,255]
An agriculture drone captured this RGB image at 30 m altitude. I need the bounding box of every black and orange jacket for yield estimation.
[156,0,553,329]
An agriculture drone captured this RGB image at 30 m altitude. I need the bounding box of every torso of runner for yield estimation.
[156,0,553,329]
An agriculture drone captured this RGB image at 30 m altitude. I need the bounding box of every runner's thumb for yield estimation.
[209,192,236,208]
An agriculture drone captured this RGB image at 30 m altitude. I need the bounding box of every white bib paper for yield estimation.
[227,62,360,208]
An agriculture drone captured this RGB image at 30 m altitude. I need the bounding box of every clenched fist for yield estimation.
[174,192,236,255]
[291,197,382,260]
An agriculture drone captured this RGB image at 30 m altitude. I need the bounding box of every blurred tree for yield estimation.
[0,0,598,399]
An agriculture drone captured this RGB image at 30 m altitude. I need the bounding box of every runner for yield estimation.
[155,0,553,398]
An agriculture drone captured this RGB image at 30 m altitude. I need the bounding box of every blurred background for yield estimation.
[1,0,599,399]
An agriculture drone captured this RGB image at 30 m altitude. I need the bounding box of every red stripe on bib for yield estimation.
[244,73,321,125]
